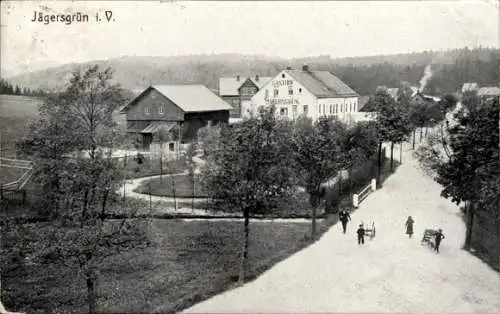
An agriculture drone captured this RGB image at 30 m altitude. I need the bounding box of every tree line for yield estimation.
[0,78,48,96]
[6,47,499,97]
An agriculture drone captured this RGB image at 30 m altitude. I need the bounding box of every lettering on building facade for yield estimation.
[272,80,294,88]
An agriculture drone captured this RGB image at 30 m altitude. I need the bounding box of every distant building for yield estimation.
[478,86,500,101]
[120,85,232,150]
[411,91,437,105]
[219,75,272,118]
[250,65,359,124]
[462,83,479,93]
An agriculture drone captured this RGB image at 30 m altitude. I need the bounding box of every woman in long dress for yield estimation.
[405,216,414,238]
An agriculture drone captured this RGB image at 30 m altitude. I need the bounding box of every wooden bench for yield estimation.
[364,221,376,239]
[421,229,437,249]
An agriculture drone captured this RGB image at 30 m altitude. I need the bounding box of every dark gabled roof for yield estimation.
[284,70,358,98]
[219,76,272,96]
[120,85,233,114]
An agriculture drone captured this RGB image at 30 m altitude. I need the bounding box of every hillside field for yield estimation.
[0,95,42,156]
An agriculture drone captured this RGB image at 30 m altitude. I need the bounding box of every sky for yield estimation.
[1,0,499,77]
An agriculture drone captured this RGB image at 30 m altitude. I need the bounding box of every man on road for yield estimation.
[357,224,365,245]
[435,229,445,253]
[339,208,351,234]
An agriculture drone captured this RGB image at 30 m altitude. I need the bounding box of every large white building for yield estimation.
[248,65,360,123]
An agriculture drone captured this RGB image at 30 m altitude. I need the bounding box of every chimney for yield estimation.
[236,75,240,81]
[302,64,309,72]
[255,74,259,81]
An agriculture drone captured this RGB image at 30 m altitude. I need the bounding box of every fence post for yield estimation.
[353,193,359,208]
[371,178,377,191]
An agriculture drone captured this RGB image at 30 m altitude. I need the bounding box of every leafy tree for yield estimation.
[185,141,197,211]
[200,106,294,283]
[417,95,499,248]
[18,65,149,313]
[370,90,411,176]
[290,116,346,238]
[341,121,379,198]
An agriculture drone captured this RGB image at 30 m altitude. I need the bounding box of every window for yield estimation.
[159,106,164,114]
[169,142,175,152]
[292,105,297,114]
[274,89,279,97]
[330,104,333,114]
[299,88,302,93]
[265,89,269,99]
[280,107,288,116]
[288,88,293,96]
[145,107,150,115]
[282,74,285,78]
[303,105,308,114]
[323,104,326,115]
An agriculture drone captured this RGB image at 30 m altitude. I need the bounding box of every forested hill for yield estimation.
[4,47,499,96]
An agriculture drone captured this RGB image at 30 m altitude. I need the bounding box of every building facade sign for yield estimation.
[268,98,300,105]
[272,80,294,88]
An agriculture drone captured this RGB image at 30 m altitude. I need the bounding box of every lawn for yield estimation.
[1,218,330,314]
[134,174,205,198]
[124,155,188,179]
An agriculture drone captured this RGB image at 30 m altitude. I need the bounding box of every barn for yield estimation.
[120,85,232,150]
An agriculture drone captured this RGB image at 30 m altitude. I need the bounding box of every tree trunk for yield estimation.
[338,170,342,195]
[390,142,394,172]
[160,154,163,184]
[425,126,428,136]
[412,130,416,149]
[86,275,96,314]
[85,253,96,314]
[309,192,319,240]
[238,209,250,284]
[377,141,383,184]
[420,127,423,143]
[171,176,177,210]
[191,172,195,212]
[464,201,475,250]
[399,141,403,164]
[149,183,152,212]
[349,166,353,201]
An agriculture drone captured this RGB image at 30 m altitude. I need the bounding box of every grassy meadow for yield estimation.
[0,95,42,157]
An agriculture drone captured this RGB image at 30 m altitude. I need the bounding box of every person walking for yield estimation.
[339,208,351,234]
[435,229,445,253]
[405,216,415,238]
[357,224,365,245]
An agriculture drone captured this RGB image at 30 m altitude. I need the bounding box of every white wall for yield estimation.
[316,96,359,123]
[250,70,318,120]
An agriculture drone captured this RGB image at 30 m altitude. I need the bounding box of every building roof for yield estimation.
[462,83,479,91]
[219,76,272,96]
[478,86,500,97]
[121,85,233,113]
[284,69,359,98]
